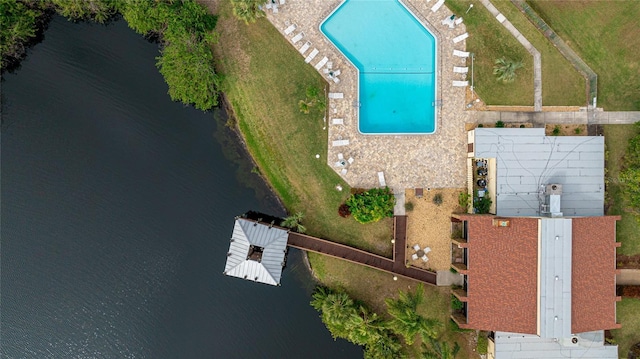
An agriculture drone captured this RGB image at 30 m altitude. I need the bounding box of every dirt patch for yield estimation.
[405,188,465,271]
[618,254,640,269]
[545,123,587,136]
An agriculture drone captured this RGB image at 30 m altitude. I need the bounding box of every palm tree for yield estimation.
[421,337,460,359]
[364,332,405,359]
[493,57,523,83]
[281,212,306,233]
[385,284,442,345]
[230,0,265,24]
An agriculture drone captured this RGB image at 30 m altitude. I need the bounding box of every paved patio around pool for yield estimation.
[265,0,473,189]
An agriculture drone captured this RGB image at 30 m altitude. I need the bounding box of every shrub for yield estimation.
[474,193,492,214]
[405,201,414,212]
[574,126,582,134]
[338,203,351,218]
[495,120,505,128]
[477,333,489,354]
[520,124,526,128]
[432,193,443,206]
[552,125,561,136]
[451,295,464,311]
[620,123,640,219]
[230,0,265,24]
[478,124,484,128]
[458,192,471,209]
[346,187,395,224]
[493,57,523,83]
[0,0,43,69]
[449,267,458,274]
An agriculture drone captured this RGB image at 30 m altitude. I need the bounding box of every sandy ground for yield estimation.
[405,188,465,271]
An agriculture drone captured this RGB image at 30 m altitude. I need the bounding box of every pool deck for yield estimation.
[265,0,472,190]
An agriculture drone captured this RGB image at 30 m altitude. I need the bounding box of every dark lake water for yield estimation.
[0,16,361,358]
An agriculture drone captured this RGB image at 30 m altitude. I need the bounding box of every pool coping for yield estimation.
[318,0,439,135]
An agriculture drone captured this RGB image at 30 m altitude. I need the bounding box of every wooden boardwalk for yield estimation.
[287,216,437,285]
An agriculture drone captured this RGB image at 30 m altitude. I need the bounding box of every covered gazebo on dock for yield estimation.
[223,218,288,286]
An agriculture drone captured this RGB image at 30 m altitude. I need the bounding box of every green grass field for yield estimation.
[489,1,584,106]
[527,0,640,110]
[611,298,640,357]
[603,125,640,255]
[446,0,534,106]
[212,2,392,256]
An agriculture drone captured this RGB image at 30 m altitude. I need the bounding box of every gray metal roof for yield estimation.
[538,218,572,339]
[473,128,604,217]
[224,219,288,286]
[493,331,618,358]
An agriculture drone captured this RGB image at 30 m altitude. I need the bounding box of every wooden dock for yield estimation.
[287,215,437,285]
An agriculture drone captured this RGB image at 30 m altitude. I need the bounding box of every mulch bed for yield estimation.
[618,254,640,269]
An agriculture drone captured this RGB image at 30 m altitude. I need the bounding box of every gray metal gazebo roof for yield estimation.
[224,218,288,286]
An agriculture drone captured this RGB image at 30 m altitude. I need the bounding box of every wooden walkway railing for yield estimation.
[287,216,437,285]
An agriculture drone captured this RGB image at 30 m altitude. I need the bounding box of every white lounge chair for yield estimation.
[284,24,296,36]
[421,255,429,262]
[453,80,469,87]
[431,0,445,13]
[265,2,272,9]
[328,92,344,99]
[332,139,349,147]
[413,244,421,251]
[314,56,328,70]
[412,253,419,260]
[453,33,469,43]
[453,66,469,74]
[338,153,344,161]
[333,77,341,84]
[455,17,464,25]
[332,118,344,125]
[453,49,470,58]
[304,48,319,63]
[341,168,348,175]
[298,41,311,55]
[378,172,386,187]
[424,247,432,254]
[279,0,285,4]
[291,32,304,44]
[348,157,354,164]
[272,4,278,13]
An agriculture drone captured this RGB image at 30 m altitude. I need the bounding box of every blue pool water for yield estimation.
[321,0,437,134]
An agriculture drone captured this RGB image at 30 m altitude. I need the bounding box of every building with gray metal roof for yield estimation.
[224,218,288,286]
[467,128,604,217]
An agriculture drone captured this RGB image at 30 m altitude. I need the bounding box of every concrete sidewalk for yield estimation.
[617,269,640,286]
[476,111,640,125]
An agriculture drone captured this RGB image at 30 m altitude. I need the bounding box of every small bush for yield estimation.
[458,192,471,209]
[474,193,492,214]
[520,124,526,128]
[495,120,505,128]
[477,333,489,355]
[478,124,484,128]
[338,203,351,218]
[405,201,414,212]
[451,295,463,311]
[432,193,443,206]
[450,267,458,274]
[574,127,582,134]
[552,125,561,136]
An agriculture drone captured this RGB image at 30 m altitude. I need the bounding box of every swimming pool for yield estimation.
[320,0,437,134]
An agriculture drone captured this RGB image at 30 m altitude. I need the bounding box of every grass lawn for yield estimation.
[489,1,584,106]
[446,0,534,106]
[603,125,640,255]
[310,253,476,358]
[211,1,392,255]
[611,298,640,357]
[526,1,640,111]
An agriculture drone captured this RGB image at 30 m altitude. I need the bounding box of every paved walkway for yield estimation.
[480,0,542,112]
[617,269,640,286]
[477,110,640,124]
[286,216,437,285]
[265,0,470,189]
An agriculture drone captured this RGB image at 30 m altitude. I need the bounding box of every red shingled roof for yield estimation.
[461,215,539,334]
[571,216,621,333]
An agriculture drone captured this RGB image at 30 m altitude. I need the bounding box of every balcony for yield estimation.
[450,311,468,329]
[451,287,468,302]
[451,262,468,275]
